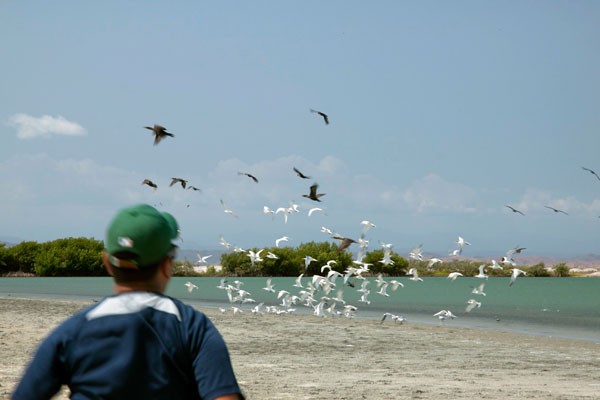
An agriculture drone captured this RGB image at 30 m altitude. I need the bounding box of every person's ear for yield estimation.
[102,252,115,276]
[160,257,173,279]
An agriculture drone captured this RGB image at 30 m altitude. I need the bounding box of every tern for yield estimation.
[426,258,443,269]
[471,282,487,296]
[509,268,527,286]
[360,220,376,234]
[184,281,198,293]
[304,255,318,270]
[380,312,406,324]
[262,278,276,293]
[302,183,326,202]
[447,272,463,281]
[433,310,456,321]
[293,167,311,179]
[505,205,525,215]
[408,244,424,261]
[266,251,279,259]
[465,299,482,313]
[196,253,212,265]
[308,207,325,217]
[142,179,158,190]
[220,199,238,218]
[310,108,329,124]
[474,265,488,280]
[406,268,423,282]
[275,236,289,247]
[144,124,174,145]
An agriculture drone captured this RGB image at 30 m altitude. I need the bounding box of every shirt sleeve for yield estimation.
[187,312,244,400]
[12,329,66,400]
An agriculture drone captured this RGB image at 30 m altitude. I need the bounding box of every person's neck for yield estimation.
[113,282,165,294]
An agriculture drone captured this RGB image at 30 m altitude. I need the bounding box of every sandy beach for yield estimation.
[1,297,599,400]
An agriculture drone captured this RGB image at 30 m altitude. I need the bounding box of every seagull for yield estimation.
[509,268,527,286]
[447,272,463,281]
[238,171,259,183]
[545,205,568,215]
[293,167,311,179]
[308,207,326,217]
[220,199,238,218]
[275,236,289,247]
[302,183,326,202]
[581,166,600,181]
[142,179,158,190]
[310,108,329,124]
[144,124,174,145]
[184,281,198,293]
[505,205,525,216]
[170,177,188,189]
[196,253,212,265]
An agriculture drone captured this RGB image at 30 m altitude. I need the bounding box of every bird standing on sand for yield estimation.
[144,124,174,145]
[142,179,158,190]
[303,183,326,202]
[505,205,525,215]
[310,109,329,124]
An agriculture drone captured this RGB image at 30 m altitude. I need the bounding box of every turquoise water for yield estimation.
[1,276,599,342]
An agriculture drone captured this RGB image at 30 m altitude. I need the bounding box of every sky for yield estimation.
[2,1,600,258]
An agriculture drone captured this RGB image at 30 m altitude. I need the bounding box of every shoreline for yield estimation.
[2,297,600,399]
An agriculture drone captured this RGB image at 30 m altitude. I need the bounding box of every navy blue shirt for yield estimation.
[13,292,243,400]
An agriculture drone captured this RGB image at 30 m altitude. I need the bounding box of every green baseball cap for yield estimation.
[105,204,179,269]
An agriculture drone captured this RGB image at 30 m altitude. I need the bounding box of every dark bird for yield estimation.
[505,205,525,216]
[310,109,329,125]
[545,205,568,215]
[169,177,188,189]
[332,235,356,251]
[293,167,311,179]
[238,172,259,183]
[187,185,201,192]
[142,179,158,190]
[144,124,174,145]
[302,183,326,202]
[582,166,600,181]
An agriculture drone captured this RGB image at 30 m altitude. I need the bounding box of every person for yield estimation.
[13,204,245,400]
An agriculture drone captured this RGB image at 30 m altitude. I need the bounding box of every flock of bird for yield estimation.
[141,113,594,326]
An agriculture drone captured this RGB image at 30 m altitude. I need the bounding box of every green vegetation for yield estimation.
[0,238,574,278]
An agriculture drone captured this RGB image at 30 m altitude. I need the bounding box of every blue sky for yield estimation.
[2,1,599,258]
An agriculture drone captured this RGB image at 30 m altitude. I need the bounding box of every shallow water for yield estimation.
[1,276,599,342]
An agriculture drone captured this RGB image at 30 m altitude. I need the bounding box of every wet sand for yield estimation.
[1,297,599,399]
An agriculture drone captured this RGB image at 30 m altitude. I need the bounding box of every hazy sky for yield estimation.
[2,1,599,258]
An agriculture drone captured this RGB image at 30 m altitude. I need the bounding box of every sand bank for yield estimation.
[1,297,599,399]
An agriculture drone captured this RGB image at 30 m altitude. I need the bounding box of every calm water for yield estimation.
[1,276,599,342]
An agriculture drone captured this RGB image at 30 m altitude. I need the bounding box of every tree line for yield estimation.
[0,237,570,278]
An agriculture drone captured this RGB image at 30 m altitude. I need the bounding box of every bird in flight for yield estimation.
[293,167,311,179]
[187,185,201,192]
[581,167,600,181]
[310,109,329,125]
[505,205,525,216]
[142,179,157,190]
[302,183,326,202]
[170,178,188,189]
[220,199,238,218]
[238,172,258,183]
[144,124,174,145]
[545,205,568,215]
[332,235,356,251]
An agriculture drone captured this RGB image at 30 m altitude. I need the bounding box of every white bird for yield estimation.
[320,260,337,273]
[360,220,376,234]
[380,312,406,324]
[406,267,423,282]
[426,257,443,269]
[184,281,198,293]
[409,244,424,261]
[304,255,318,270]
[262,278,276,293]
[489,259,503,270]
[465,299,482,313]
[220,199,238,218]
[320,226,334,235]
[247,249,263,266]
[275,236,289,247]
[447,272,463,281]
[266,251,279,259]
[308,207,326,217]
[471,282,487,296]
[449,248,462,257]
[216,278,228,290]
[196,253,212,265]
[509,268,527,286]
[219,235,231,250]
[293,273,304,288]
[456,236,471,247]
[433,309,456,321]
[474,265,488,280]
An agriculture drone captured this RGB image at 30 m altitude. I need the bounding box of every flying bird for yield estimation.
[505,205,525,216]
[187,185,201,192]
[293,167,311,179]
[581,166,600,181]
[509,268,527,286]
[142,179,158,190]
[302,183,326,202]
[545,205,568,215]
[220,199,238,218]
[144,124,174,145]
[310,108,329,124]
[238,171,259,183]
[170,178,188,189]
[184,281,198,293]
[333,235,356,251]
[275,236,289,247]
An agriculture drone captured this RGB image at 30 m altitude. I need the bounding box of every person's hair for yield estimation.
[108,251,167,284]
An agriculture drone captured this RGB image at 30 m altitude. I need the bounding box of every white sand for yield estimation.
[1,297,599,399]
